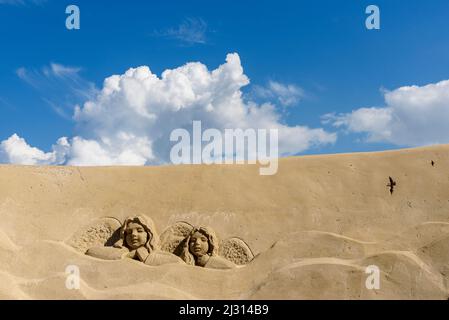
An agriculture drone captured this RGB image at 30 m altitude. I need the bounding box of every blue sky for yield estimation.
[1,0,449,165]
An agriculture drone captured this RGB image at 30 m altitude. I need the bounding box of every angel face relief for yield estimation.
[189,231,210,257]
[76,218,252,268]
[118,216,157,253]
[180,226,236,269]
[125,222,148,250]
[85,215,183,266]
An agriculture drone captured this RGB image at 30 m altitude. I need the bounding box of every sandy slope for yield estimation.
[0,144,449,299]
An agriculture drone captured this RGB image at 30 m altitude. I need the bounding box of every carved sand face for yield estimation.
[125,222,148,250]
[189,231,209,257]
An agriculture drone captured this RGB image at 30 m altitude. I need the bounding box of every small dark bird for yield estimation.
[387,176,396,195]
[431,160,435,167]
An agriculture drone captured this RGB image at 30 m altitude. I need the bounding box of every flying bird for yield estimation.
[387,176,396,195]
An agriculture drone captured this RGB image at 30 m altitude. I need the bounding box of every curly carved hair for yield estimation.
[113,215,160,253]
[179,226,219,266]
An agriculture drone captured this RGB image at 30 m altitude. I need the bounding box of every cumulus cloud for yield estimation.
[252,81,304,107]
[1,53,336,166]
[324,80,449,146]
[0,134,68,165]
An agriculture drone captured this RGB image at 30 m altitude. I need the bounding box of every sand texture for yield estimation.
[1,145,449,299]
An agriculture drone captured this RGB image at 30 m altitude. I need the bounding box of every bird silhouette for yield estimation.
[387,176,396,195]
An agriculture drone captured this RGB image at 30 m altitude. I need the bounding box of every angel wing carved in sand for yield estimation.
[66,215,183,266]
[66,216,122,254]
[66,217,254,269]
[159,221,255,269]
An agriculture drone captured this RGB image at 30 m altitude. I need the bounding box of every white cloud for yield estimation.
[46,63,81,78]
[155,18,208,45]
[325,80,449,146]
[0,134,68,165]
[18,63,87,89]
[17,63,97,119]
[1,53,336,166]
[252,81,304,107]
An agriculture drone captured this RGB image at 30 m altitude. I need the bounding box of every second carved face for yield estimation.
[189,231,210,257]
[125,222,148,250]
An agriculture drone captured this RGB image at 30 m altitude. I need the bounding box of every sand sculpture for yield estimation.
[159,221,254,268]
[2,145,449,299]
[179,226,237,269]
[84,215,183,266]
[67,216,254,269]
